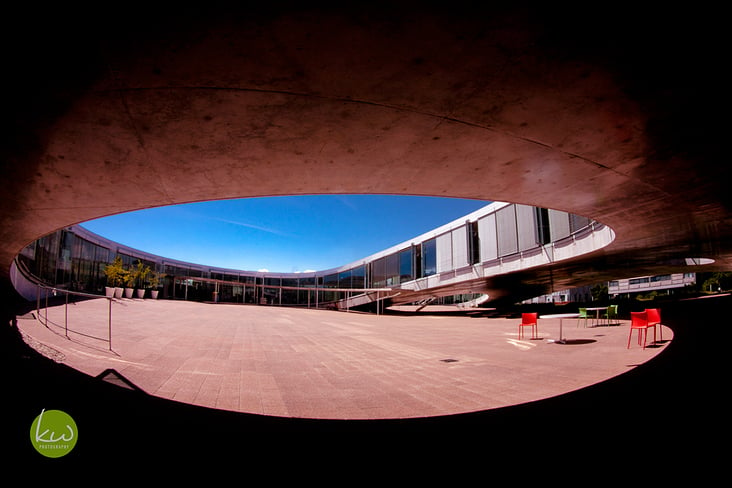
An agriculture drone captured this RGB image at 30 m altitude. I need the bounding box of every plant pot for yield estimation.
[105,287,114,297]
[124,288,134,298]
[114,287,124,299]
[151,290,159,299]
[136,289,146,299]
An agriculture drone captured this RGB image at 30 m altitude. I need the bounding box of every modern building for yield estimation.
[2,3,730,472]
[523,273,699,305]
[11,201,614,310]
[608,273,697,298]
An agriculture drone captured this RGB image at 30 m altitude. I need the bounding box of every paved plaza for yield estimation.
[16,298,670,420]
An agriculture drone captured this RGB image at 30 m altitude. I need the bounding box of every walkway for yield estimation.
[16,298,670,420]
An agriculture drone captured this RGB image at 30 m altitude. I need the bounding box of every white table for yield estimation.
[586,307,607,326]
[539,313,580,344]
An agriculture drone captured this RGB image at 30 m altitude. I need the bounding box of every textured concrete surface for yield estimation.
[2,4,729,474]
[17,299,669,420]
[1,4,731,297]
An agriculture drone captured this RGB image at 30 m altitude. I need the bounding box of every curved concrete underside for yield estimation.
[2,4,730,300]
[2,3,731,470]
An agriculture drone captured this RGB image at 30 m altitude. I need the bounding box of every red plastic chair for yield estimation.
[518,313,538,340]
[645,308,662,342]
[628,311,651,349]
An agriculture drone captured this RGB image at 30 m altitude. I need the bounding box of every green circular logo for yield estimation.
[30,409,78,458]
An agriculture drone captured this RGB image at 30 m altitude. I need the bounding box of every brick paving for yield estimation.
[16,298,670,420]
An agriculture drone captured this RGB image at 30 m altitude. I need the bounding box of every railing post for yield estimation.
[108,297,112,351]
[44,288,49,326]
[64,290,69,338]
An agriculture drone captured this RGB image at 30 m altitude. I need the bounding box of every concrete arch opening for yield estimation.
[2,3,729,468]
[12,193,643,422]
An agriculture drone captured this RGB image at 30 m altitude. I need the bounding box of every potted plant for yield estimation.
[133,261,152,299]
[148,271,163,299]
[103,256,127,298]
[123,265,137,298]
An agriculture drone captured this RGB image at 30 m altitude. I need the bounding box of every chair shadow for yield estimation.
[560,339,597,345]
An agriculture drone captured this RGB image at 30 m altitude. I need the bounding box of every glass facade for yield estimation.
[14,203,598,310]
[421,238,437,277]
[399,248,413,283]
[18,230,113,294]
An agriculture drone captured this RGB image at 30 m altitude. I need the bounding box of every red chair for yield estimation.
[518,313,538,340]
[628,311,651,349]
[645,308,662,342]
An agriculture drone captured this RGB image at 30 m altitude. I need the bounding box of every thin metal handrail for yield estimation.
[35,283,114,351]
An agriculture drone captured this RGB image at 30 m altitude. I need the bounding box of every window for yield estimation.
[372,257,386,287]
[451,226,469,268]
[413,244,422,278]
[386,252,399,285]
[324,273,338,288]
[280,280,299,304]
[535,207,551,245]
[548,209,571,241]
[351,265,365,289]
[36,231,60,284]
[496,204,518,256]
[436,233,452,272]
[281,278,299,288]
[569,213,591,233]
[338,269,352,288]
[264,277,281,287]
[72,236,108,292]
[421,238,437,277]
[478,213,498,262]
[517,204,537,252]
[399,248,413,283]
[651,275,672,282]
[468,221,480,264]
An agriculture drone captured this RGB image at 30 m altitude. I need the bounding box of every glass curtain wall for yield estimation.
[71,235,111,293]
[17,229,112,294]
[351,265,366,289]
[14,204,597,310]
[399,249,413,282]
[421,238,437,277]
[263,277,281,305]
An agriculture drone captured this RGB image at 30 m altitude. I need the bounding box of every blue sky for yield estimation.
[81,195,489,273]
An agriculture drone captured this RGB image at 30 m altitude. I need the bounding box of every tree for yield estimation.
[702,272,732,293]
[103,256,128,287]
[131,260,152,288]
[148,270,164,289]
[591,282,608,302]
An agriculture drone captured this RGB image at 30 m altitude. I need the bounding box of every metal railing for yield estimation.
[35,283,114,351]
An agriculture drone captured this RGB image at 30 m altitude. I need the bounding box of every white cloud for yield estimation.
[214,217,295,237]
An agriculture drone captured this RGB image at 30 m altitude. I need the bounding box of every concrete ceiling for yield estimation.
[2,3,730,295]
